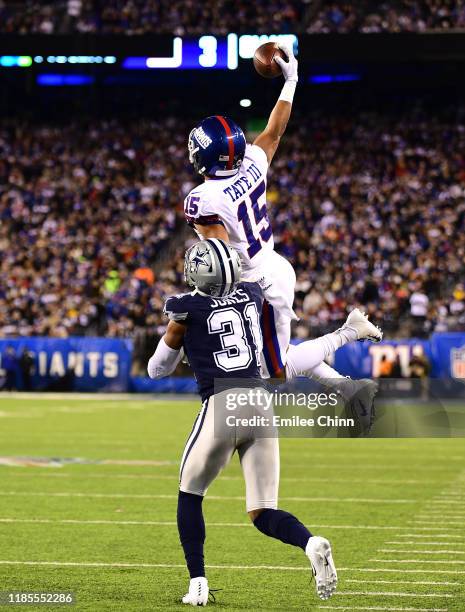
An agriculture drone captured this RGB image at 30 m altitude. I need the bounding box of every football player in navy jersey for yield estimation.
[148,239,385,607]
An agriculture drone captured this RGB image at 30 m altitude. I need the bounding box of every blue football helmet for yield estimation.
[188,115,246,178]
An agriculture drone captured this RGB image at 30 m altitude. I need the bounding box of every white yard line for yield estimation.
[0,518,247,527]
[370,559,465,565]
[0,491,418,503]
[416,514,465,519]
[0,560,310,571]
[0,517,461,532]
[430,500,464,505]
[0,461,461,473]
[385,541,464,546]
[362,568,465,575]
[419,508,465,516]
[0,560,463,577]
[0,392,189,401]
[412,520,465,526]
[318,607,447,612]
[435,494,465,498]
[334,592,453,599]
[6,473,441,485]
[397,534,465,539]
[434,491,465,499]
[378,549,465,555]
[345,579,459,587]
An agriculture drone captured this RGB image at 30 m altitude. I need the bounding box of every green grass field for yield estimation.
[0,394,464,611]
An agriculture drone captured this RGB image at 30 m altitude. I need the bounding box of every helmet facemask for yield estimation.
[188,129,205,176]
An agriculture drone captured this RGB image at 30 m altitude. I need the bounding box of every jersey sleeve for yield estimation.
[184,188,225,228]
[163,294,192,323]
[244,143,269,176]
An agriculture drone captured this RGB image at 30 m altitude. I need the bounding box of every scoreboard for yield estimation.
[0,34,298,72]
[123,34,297,70]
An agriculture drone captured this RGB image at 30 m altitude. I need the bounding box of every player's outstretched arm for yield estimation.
[147,321,185,379]
[253,43,298,164]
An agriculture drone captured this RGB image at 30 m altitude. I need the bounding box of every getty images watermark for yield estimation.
[223,386,351,429]
[212,379,365,439]
[213,378,465,438]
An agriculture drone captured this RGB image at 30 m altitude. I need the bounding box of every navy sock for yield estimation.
[177,491,205,578]
[253,509,312,550]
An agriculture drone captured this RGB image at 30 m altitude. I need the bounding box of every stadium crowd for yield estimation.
[307,0,465,33]
[1,0,464,34]
[0,0,303,35]
[0,118,192,339]
[1,104,465,344]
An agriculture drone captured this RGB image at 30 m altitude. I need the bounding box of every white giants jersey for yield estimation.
[184,144,274,279]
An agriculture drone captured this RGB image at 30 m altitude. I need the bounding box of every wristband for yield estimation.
[279,80,297,104]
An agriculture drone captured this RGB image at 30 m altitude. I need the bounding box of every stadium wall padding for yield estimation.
[0,334,464,392]
[0,337,132,392]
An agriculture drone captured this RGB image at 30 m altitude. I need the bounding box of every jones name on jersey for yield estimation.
[164,282,264,401]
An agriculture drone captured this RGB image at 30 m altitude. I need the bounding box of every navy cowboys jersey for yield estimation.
[164,282,263,401]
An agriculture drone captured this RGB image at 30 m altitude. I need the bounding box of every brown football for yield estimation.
[253,42,286,79]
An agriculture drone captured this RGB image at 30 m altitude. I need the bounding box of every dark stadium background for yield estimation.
[1,3,465,388]
[0,5,465,612]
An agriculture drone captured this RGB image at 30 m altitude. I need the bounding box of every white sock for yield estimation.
[285,327,357,381]
[311,361,346,381]
[310,361,359,400]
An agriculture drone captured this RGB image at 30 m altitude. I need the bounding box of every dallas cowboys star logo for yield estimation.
[191,248,209,273]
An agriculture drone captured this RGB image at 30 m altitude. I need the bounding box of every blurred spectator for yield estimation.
[19,349,34,390]
[378,354,394,377]
[391,355,402,378]
[1,346,18,391]
[409,352,431,398]
[410,283,429,336]
[409,353,431,378]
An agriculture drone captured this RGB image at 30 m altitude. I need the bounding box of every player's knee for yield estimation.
[248,508,266,522]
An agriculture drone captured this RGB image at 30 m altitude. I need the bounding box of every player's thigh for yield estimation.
[260,253,297,376]
[260,300,290,377]
[262,252,296,320]
[238,436,280,512]
[180,396,235,496]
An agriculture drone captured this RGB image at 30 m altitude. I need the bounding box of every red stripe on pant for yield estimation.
[262,300,284,377]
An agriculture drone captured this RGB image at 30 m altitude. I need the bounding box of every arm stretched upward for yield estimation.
[253,43,298,165]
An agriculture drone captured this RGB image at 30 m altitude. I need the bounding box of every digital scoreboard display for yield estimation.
[0,34,298,71]
[123,34,298,70]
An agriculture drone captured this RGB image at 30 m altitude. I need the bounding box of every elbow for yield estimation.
[267,121,288,141]
[266,129,282,144]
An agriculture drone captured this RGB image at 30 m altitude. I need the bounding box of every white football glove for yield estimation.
[274,43,298,83]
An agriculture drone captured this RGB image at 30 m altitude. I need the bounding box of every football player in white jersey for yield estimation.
[184,44,382,408]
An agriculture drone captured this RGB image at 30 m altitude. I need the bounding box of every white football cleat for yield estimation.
[182,577,209,607]
[343,308,383,343]
[306,536,338,600]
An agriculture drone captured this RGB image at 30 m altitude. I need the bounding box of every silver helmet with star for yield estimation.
[184,239,242,297]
